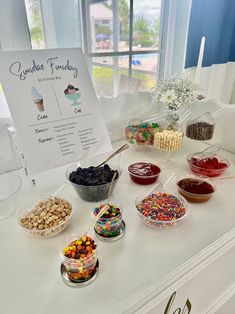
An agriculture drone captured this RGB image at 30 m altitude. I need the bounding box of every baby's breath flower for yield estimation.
[152,73,197,111]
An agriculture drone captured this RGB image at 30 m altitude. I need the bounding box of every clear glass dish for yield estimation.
[18,196,73,237]
[66,151,122,203]
[176,174,215,203]
[0,173,22,220]
[187,153,230,177]
[135,184,189,229]
[186,112,215,141]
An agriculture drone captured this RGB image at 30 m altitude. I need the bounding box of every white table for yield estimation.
[1,138,235,314]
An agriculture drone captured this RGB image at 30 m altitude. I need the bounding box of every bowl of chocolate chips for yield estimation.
[66,156,122,202]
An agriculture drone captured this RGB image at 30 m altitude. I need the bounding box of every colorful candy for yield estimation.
[136,192,186,224]
[94,203,122,238]
[125,122,159,145]
[62,235,97,282]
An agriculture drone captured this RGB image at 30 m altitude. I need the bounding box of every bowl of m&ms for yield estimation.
[177,175,215,203]
[135,192,189,228]
[60,233,98,284]
[128,161,161,185]
[187,153,229,177]
[93,201,124,240]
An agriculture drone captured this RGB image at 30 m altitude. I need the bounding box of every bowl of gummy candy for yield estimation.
[66,160,122,202]
[187,153,230,177]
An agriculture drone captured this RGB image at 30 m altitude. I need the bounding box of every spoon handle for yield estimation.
[97,143,129,167]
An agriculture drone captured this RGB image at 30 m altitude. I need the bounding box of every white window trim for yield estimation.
[81,0,164,96]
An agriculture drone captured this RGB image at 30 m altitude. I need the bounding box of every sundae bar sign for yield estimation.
[9,57,78,80]
[0,48,112,174]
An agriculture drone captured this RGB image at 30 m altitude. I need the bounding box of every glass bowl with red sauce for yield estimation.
[176,174,215,203]
[187,153,229,177]
[128,161,161,185]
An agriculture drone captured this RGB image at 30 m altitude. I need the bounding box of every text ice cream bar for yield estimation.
[31,87,44,112]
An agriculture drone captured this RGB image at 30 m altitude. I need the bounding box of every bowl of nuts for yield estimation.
[18,196,73,237]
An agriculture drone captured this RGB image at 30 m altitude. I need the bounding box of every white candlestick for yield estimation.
[195,36,205,83]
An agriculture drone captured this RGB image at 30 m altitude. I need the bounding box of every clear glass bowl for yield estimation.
[135,190,189,229]
[187,153,230,177]
[92,200,123,238]
[176,174,215,203]
[0,173,22,220]
[125,120,159,146]
[186,112,215,141]
[66,164,122,203]
[127,161,161,185]
[59,233,98,283]
[18,196,73,237]
[153,127,184,152]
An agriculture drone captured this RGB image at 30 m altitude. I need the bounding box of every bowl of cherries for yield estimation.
[187,153,229,177]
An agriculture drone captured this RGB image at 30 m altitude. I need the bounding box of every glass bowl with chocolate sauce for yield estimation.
[176,174,215,203]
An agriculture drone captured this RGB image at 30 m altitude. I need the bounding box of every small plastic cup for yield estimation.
[128,161,161,185]
[93,201,123,238]
[0,173,22,220]
[59,233,98,283]
[176,174,215,203]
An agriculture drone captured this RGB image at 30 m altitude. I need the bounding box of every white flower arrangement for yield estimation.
[153,73,198,111]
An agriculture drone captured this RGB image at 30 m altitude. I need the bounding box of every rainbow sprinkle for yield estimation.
[136,192,186,222]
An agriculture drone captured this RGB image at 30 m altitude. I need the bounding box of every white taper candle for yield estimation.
[195,36,205,83]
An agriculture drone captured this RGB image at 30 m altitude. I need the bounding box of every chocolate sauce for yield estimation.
[177,178,215,203]
[178,178,214,194]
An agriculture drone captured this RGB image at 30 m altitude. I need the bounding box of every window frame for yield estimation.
[81,0,167,96]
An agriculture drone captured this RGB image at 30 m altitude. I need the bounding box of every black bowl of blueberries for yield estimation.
[66,158,122,202]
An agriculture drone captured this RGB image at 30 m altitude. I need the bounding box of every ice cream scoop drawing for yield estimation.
[64,84,81,107]
[31,87,44,112]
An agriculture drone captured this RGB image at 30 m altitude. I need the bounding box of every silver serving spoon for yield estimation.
[97,143,129,167]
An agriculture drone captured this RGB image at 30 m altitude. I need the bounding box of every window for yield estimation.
[0,0,165,109]
[82,0,163,97]
[24,0,46,49]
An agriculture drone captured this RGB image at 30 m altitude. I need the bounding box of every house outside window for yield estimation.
[0,0,166,118]
[82,0,163,97]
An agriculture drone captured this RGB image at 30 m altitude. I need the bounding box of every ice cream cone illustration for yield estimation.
[31,87,44,112]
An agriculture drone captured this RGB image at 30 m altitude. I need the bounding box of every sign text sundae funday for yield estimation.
[9,57,78,80]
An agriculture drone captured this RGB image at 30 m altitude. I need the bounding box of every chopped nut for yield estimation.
[19,197,72,236]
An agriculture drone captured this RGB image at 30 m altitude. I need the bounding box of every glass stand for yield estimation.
[159,151,175,169]
[132,145,155,153]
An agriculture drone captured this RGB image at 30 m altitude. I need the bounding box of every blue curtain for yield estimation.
[185,0,235,68]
